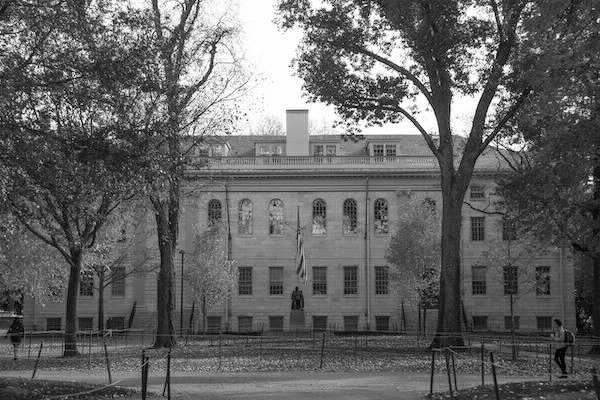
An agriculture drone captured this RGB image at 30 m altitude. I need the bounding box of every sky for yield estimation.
[237,1,476,136]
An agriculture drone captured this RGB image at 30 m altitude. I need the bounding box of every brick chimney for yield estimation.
[285,109,309,156]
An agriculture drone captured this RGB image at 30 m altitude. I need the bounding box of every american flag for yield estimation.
[296,227,307,284]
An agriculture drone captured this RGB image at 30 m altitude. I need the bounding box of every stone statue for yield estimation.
[291,286,304,310]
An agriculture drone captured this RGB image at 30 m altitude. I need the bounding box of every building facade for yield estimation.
[23,110,576,334]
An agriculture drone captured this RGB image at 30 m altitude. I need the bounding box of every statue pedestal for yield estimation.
[290,309,305,330]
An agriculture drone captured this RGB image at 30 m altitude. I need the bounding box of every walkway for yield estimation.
[1,369,545,399]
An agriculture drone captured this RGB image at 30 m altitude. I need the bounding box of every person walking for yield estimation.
[550,318,568,378]
[5,317,24,360]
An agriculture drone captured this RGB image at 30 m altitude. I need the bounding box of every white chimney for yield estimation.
[285,109,309,156]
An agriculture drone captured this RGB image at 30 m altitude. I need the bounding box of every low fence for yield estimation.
[2,330,600,399]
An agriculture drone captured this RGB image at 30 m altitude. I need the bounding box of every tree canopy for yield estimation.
[277,0,600,346]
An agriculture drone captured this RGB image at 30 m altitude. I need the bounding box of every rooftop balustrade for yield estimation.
[186,155,439,172]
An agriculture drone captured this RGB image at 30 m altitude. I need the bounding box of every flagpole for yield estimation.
[296,206,300,286]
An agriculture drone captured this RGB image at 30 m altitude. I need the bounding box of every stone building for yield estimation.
[23,110,576,334]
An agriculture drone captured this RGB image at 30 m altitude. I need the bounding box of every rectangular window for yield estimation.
[78,317,93,331]
[46,318,61,331]
[385,144,397,156]
[312,267,327,295]
[207,316,222,333]
[536,266,551,295]
[313,316,327,331]
[375,316,390,331]
[471,217,485,241]
[502,217,517,241]
[111,267,126,296]
[344,266,358,295]
[326,145,336,155]
[470,185,485,200]
[375,266,389,295]
[269,267,284,295]
[80,270,94,296]
[504,316,520,331]
[472,316,488,331]
[537,316,552,331]
[269,316,284,332]
[373,144,384,156]
[471,266,487,295]
[107,317,125,330]
[503,265,518,295]
[238,267,253,295]
[238,316,253,332]
[344,316,359,332]
[313,144,324,156]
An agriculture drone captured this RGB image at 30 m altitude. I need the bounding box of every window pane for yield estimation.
[269,316,284,332]
[343,199,358,235]
[312,199,327,235]
[375,266,389,295]
[344,316,359,332]
[46,318,62,331]
[80,271,94,296]
[314,145,324,156]
[269,199,284,235]
[238,267,252,295]
[78,317,93,331]
[470,185,485,200]
[269,267,283,295]
[537,316,552,331]
[471,217,485,241]
[472,266,487,295]
[238,199,253,235]
[238,316,253,332]
[208,199,222,226]
[536,266,551,295]
[503,265,518,295]
[344,266,358,295]
[373,144,384,156]
[385,145,396,156]
[111,267,126,296]
[375,316,389,331]
[313,316,327,331]
[312,267,327,295]
[472,316,488,331]
[325,145,336,155]
[374,199,388,234]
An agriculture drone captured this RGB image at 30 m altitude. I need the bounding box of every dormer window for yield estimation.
[372,144,397,156]
[257,144,283,156]
[313,144,336,156]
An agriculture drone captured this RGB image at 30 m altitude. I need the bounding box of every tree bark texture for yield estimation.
[64,249,82,357]
[153,201,177,348]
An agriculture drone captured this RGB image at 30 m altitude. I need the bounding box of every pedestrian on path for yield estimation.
[5,317,24,360]
[550,318,568,378]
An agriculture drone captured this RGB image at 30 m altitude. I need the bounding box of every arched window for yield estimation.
[269,199,284,235]
[238,199,253,235]
[312,199,327,234]
[208,199,222,226]
[343,198,358,235]
[374,198,388,234]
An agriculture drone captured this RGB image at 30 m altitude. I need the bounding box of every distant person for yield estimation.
[550,318,568,378]
[5,317,24,360]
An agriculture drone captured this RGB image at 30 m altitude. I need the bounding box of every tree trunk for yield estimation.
[98,267,105,331]
[431,185,467,348]
[153,201,177,348]
[64,249,82,357]
[591,256,600,354]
